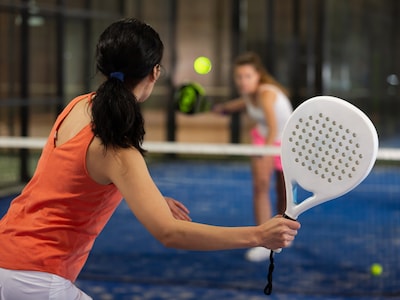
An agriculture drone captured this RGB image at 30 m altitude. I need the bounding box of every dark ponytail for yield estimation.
[92,18,164,155]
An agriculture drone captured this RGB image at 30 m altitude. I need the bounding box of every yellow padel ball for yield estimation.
[194,56,212,75]
[370,263,383,276]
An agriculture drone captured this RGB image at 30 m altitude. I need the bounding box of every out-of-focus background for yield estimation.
[1,1,400,299]
[1,0,399,146]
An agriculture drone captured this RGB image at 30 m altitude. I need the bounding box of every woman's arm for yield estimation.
[102,147,300,251]
[213,98,246,114]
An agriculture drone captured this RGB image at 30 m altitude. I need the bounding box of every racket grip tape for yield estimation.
[273,214,296,254]
[282,213,297,221]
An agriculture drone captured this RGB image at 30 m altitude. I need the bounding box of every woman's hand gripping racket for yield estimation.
[264,96,378,295]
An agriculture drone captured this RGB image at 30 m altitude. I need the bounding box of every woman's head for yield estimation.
[96,18,164,100]
[92,18,164,154]
[233,52,288,97]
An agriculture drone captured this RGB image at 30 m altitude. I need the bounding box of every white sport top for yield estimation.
[245,84,293,141]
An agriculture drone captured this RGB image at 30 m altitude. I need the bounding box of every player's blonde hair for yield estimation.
[234,52,289,97]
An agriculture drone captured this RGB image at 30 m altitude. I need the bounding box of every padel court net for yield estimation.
[0,137,399,299]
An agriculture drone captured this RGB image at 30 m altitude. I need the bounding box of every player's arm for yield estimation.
[258,89,278,145]
[87,137,190,221]
[103,147,299,251]
[213,98,246,114]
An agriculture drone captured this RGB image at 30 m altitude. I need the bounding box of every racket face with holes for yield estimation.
[281,96,378,220]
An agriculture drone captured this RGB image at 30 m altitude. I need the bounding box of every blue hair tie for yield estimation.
[110,71,125,82]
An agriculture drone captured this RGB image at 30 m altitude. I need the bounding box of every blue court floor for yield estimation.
[1,157,399,300]
[80,158,400,299]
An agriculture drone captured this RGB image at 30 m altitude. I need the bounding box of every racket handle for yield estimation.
[282,213,297,221]
[273,214,297,253]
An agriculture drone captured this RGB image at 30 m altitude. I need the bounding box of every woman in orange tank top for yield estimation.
[0,18,300,299]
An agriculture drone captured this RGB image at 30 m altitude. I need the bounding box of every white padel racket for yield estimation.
[264,96,378,295]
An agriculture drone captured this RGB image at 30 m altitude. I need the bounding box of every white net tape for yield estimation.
[0,137,278,156]
[0,136,399,160]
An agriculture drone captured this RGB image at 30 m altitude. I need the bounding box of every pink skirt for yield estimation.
[250,127,282,171]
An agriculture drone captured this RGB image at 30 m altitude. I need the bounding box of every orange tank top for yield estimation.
[0,93,122,282]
